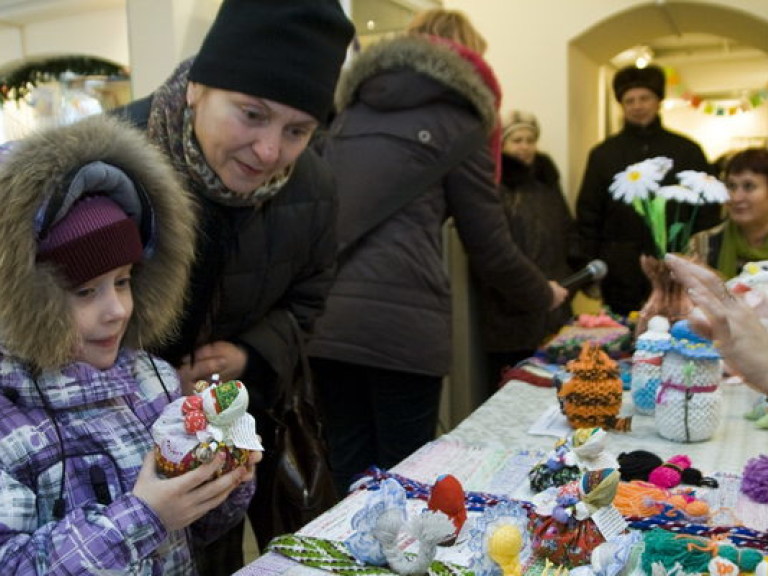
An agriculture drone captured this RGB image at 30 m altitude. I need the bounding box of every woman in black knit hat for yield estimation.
[116,1,355,573]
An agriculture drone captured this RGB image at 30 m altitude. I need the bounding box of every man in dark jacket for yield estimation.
[575,64,722,315]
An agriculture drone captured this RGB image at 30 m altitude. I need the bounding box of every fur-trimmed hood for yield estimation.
[334,35,497,132]
[0,115,197,370]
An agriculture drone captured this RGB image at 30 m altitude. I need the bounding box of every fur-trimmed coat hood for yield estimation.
[0,115,196,370]
[335,34,497,132]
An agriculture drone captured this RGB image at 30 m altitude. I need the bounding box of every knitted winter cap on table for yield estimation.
[612,64,666,102]
[37,195,142,287]
[189,0,355,122]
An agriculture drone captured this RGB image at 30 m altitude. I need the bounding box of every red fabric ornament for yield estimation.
[182,395,203,414]
[184,410,208,434]
[427,474,467,534]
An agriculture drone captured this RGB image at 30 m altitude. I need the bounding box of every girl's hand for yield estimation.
[132,451,254,532]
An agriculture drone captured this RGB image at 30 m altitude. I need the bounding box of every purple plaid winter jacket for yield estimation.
[0,348,255,575]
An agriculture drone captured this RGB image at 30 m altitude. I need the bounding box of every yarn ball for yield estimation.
[648,455,691,488]
[741,455,768,503]
[617,450,663,481]
[684,499,710,518]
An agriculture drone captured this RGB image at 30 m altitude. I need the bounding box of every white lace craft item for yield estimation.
[655,320,722,443]
[631,316,672,415]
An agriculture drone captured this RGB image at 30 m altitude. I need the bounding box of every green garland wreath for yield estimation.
[0,56,127,104]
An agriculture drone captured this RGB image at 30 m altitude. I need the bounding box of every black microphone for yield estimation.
[561,259,608,291]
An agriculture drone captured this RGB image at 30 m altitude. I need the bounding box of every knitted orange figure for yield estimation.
[559,342,631,431]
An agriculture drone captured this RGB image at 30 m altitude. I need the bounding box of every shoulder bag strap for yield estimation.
[284,311,316,407]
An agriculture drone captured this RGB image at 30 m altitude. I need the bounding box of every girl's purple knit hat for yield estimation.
[37,195,142,286]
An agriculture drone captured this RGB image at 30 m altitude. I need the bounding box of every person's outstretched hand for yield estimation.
[133,450,258,532]
[178,341,248,394]
[666,253,768,393]
[548,280,569,311]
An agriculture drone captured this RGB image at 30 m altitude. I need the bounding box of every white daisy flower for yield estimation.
[609,160,664,203]
[657,184,702,205]
[645,156,674,179]
[676,170,729,203]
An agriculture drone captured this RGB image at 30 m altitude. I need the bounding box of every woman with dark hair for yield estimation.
[477,110,577,395]
[690,148,768,278]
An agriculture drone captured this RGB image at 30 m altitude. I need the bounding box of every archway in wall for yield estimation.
[566,1,768,198]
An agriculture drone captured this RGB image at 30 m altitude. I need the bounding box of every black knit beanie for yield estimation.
[189,0,355,122]
[613,64,666,102]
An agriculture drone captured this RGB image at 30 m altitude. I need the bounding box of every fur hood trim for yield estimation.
[335,35,497,132]
[0,115,197,370]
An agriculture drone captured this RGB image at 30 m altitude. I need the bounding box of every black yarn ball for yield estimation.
[617,450,663,481]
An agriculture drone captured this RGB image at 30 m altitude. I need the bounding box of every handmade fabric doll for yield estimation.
[530,469,624,567]
[153,377,263,477]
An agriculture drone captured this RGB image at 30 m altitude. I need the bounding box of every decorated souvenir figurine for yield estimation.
[655,320,722,442]
[488,524,522,576]
[560,342,631,431]
[427,474,467,538]
[152,376,263,477]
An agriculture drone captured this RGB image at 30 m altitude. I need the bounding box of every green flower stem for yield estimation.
[672,202,682,252]
[681,203,701,254]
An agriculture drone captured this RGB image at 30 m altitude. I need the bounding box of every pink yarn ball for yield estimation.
[648,455,691,488]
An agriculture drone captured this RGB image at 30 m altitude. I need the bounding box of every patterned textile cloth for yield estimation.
[268,534,470,575]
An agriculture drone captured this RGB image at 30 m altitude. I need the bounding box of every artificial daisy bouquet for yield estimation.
[609,156,729,258]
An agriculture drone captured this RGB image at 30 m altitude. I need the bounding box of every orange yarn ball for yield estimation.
[685,500,710,517]
[667,494,688,509]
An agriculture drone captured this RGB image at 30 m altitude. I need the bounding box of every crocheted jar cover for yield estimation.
[655,352,722,442]
[631,350,663,415]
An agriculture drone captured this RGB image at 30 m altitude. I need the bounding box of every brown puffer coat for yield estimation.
[308,36,553,377]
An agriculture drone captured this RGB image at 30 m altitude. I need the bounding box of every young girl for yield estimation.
[0,115,260,574]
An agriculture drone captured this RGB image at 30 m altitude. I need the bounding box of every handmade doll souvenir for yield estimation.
[528,436,581,492]
[152,377,263,477]
[529,428,616,492]
[631,315,672,415]
[427,474,467,538]
[559,342,631,431]
[466,501,531,576]
[529,468,625,567]
[655,320,722,442]
[345,477,455,574]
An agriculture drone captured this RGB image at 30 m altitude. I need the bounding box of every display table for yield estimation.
[237,377,768,575]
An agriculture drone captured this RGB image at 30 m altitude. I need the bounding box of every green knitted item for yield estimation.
[268,534,471,575]
[641,529,763,574]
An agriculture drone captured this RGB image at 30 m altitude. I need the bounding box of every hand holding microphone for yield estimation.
[560,259,608,292]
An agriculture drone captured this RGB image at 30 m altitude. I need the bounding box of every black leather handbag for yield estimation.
[248,312,337,548]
